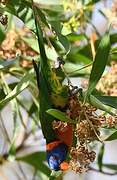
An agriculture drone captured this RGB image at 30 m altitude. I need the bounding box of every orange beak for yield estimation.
[60,161,69,171]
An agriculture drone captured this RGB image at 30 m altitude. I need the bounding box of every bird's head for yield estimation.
[46,141,68,171]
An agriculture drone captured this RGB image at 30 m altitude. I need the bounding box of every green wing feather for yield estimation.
[32,6,68,143]
[33,7,68,108]
[33,61,57,143]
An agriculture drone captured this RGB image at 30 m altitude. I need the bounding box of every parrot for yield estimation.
[32,6,72,171]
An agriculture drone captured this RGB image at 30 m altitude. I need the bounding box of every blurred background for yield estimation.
[0,0,117,179]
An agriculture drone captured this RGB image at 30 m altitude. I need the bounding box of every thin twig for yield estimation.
[90,34,96,60]
[60,64,73,87]
[17,106,27,129]
[3,129,32,159]
[16,98,40,129]
[0,113,11,143]
[10,164,23,180]
[17,162,28,180]
[84,111,103,143]
[32,169,37,180]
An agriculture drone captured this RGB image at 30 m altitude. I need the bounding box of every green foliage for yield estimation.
[105,131,117,141]
[47,108,75,124]
[0,57,19,70]
[103,164,117,171]
[96,96,117,109]
[86,32,111,98]
[89,94,116,115]
[97,144,105,171]
[17,152,51,176]
[0,70,34,108]
[0,0,117,179]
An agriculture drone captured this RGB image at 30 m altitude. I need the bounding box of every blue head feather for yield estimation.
[47,143,68,171]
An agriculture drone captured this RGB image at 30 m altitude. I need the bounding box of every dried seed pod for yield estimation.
[97,62,117,96]
[69,145,96,173]
[0,0,8,6]
[67,95,81,119]
[52,120,68,132]
[75,120,99,143]
[89,151,96,162]
[106,115,117,127]
[89,115,106,127]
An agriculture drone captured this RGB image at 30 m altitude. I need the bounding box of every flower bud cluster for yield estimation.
[69,145,96,173]
[52,120,68,132]
[52,92,117,173]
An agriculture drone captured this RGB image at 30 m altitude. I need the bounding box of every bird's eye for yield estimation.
[53,155,59,160]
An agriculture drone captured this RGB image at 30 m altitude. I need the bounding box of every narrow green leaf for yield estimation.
[67,51,92,64]
[0,2,17,15]
[110,33,117,44]
[58,33,70,53]
[96,96,117,109]
[17,152,50,176]
[47,109,76,124]
[0,82,18,102]
[64,62,90,76]
[97,144,105,171]
[49,170,62,180]
[0,28,5,43]
[103,164,117,171]
[1,73,19,153]
[38,3,63,12]
[35,0,62,6]
[36,7,49,28]
[1,0,34,30]
[50,21,70,53]
[86,32,110,98]
[67,33,87,42]
[0,58,19,70]
[105,131,117,141]
[89,94,116,115]
[0,70,34,107]
[32,6,48,65]
[21,37,39,53]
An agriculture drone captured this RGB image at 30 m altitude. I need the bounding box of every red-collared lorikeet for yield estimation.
[32,6,72,171]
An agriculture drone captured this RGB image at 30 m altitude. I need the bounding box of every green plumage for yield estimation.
[33,6,68,143]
